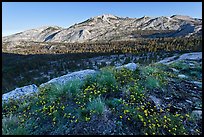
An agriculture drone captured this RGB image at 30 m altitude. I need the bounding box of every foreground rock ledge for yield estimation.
[39,69,96,88]
[2,84,38,103]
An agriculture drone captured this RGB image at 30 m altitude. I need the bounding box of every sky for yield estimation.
[2,2,202,36]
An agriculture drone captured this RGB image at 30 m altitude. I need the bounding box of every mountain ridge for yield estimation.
[3,14,202,43]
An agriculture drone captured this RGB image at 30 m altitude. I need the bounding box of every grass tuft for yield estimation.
[87,97,106,116]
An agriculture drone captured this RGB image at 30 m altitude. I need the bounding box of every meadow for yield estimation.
[2,60,202,135]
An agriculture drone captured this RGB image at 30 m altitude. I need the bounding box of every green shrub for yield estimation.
[43,83,64,102]
[114,68,135,86]
[87,97,106,116]
[152,63,170,72]
[138,64,169,90]
[97,70,117,91]
[128,84,145,102]
[106,98,122,108]
[44,79,83,102]
[76,108,90,121]
[139,111,188,135]
[12,127,29,135]
[140,65,159,77]
[83,73,98,88]
[65,79,83,98]
[169,61,189,71]
[83,70,118,94]
[145,76,160,90]
[2,114,29,135]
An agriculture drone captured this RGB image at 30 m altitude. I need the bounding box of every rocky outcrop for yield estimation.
[157,52,202,64]
[116,63,137,71]
[40,69,96,87]
[178,74,188,79]
[157,56,178,64]
[177,52,202,61]
[191,81,202,89]
[149,95,162,110]
[2,84,38,103]
[2,70,97,104]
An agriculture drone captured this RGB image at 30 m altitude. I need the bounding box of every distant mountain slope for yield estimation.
[2,14,202,43]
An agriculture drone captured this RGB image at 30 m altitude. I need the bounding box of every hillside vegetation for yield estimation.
[3,37,202,54]
[2,37,202,94]
[2,59,202,135]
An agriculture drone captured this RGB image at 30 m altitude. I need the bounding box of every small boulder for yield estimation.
[171,68,179,73]
[149,95,162,110]
[178,74,188,79]
[191,110,202,120]
[185,99,193,104]
[116,63,137,71]
[192,81,202,89]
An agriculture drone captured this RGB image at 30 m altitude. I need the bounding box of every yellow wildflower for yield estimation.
[164,115,167,119]
[143,122,146,126]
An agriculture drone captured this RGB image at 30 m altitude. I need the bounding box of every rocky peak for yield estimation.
[90,14,119,24]
[141,15,151,19]
[93,14,118,20]
[170,15,194,21]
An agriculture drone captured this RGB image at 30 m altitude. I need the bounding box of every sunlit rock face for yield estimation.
[2,84,39,103]
[39,69,96,87]
[3,14,202,44]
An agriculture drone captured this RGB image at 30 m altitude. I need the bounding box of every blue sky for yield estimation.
[2,2,202,36]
